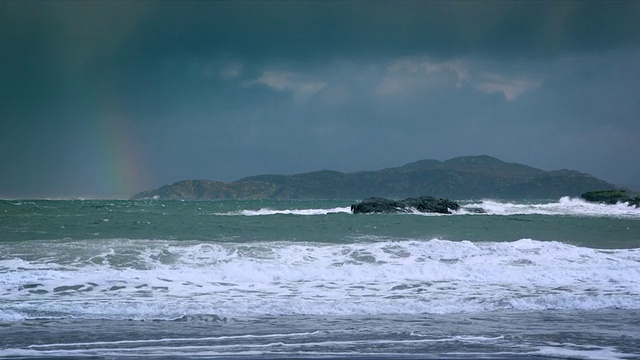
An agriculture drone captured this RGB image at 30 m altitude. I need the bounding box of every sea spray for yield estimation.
[2,238,639,321]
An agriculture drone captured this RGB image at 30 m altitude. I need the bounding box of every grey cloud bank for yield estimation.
[1,1,639,198]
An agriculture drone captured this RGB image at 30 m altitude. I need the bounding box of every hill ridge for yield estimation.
[131,155,616,200]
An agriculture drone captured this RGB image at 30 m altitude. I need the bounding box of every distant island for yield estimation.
[130,155,619,200]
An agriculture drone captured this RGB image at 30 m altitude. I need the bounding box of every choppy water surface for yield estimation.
[1,198,639,358]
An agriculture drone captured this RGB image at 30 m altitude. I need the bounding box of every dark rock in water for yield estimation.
[350,197,405,214]
[580,190,640,208]
[403,196,460,213]
[351,196,459,214]
[464,207,486,214]
[581,190,629,204]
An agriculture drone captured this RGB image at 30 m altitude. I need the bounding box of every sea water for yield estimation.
[1,198,639,359]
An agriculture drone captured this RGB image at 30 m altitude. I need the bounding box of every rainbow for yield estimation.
[95,114,151,199]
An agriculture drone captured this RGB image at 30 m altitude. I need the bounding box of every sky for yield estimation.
[1,1,639,199]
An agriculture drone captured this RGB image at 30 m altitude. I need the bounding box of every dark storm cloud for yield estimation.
[4,1,639,63]
[1,1,640,198]
[132,1,640,60]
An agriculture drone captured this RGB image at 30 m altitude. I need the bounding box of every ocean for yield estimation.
[1,197,639,359]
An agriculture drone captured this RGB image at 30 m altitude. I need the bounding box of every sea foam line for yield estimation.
[211,197,640,218]
[23,337,511,353]
[532,346,633,360]
[27,331,322,348]
[458,196,640,218]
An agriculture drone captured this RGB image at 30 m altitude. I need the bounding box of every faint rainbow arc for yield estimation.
[96,114,151,198]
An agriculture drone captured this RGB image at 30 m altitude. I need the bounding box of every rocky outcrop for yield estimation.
[580,190,640,207]
[351,196,460,214]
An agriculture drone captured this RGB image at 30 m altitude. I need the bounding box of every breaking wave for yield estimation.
[2,238,639,321]
[458,196,640,218]
[214,197,640,218]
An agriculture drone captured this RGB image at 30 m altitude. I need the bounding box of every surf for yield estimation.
[457,196,640,218]
[2,238,639,321]
[206,197,640,218]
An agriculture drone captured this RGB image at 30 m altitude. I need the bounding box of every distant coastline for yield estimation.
[131,155,619,200]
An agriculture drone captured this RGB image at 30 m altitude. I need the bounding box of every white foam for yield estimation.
[27,331,322,348]
[1,238,639,321]
[213,197,639,218]
[458,196,640,218]
[533,344,631,360]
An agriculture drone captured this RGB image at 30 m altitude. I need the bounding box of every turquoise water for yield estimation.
[2,199,639,247]
[1,198,639,358]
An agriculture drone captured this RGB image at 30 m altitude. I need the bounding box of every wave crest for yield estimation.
[2,238,639,321]
[457,196,640,218]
